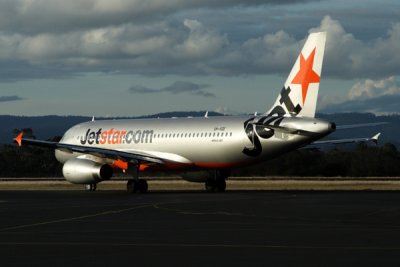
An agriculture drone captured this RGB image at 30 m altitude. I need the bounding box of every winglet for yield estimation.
[14,132,23,147]
[371,133,381,145]
[204,111,208,118]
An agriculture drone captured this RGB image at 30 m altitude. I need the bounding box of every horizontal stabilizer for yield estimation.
[336,122,388,130]
[371,133,381,145]
[310,132,381,146]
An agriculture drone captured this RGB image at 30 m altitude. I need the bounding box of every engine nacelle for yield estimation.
[181,171,212,183]
[62,158,113,184]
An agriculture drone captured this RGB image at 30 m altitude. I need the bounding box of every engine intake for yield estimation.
[62,158,113,184]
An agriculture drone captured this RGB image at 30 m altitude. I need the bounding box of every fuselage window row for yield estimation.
[76,131,234,142]
[152,132,233,139]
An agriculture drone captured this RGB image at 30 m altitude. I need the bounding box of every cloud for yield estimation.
[0,0,315,34]
[213,106,245,115]
[0,19,228,79]
[321,77,400,114]
[349,76,400,100]
[321,94,400,115]
[309,16,400,79]
[129,81,215,97]
[208,30,300,75]
[0,95,24,102]
[214,106,230,114]
[0,6,399,81]
[211,15,400,78]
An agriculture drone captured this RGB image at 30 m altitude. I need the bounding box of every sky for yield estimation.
[0,0,399,116]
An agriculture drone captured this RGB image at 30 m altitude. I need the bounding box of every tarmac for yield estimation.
[1,187,400,266]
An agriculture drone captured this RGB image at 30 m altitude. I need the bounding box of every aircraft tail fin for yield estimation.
[267,32,326,118]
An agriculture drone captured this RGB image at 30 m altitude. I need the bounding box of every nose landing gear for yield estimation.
[85,184,97,191]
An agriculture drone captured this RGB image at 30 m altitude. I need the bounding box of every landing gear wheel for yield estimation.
[205,178,216,192]
[215,178,226,192]
[205,177,226,192]
[126,179,148,194]
[85,184,97,191]
[127,180,136,193]
[137,179,148,193]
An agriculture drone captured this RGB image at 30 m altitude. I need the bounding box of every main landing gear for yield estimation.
[205,169,230,192]
[127,179,148,193]
[126,161,148,194]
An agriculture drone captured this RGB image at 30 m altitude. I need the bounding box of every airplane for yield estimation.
[14,31,381,193]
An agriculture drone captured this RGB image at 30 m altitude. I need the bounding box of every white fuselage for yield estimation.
[55,115,334,172]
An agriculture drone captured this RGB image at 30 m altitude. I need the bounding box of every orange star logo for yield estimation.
[291,48,320,105]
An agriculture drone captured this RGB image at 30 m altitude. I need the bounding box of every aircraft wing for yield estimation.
[309,133,381,146]
[14,133,164,165]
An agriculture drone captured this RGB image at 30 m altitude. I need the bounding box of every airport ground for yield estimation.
[2,177,400,191]
[2,179,400,266]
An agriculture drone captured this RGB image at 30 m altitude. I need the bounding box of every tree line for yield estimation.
[1,143,399,178]
[232,143,400,177]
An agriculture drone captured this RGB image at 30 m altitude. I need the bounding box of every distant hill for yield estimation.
[0,112,398,147]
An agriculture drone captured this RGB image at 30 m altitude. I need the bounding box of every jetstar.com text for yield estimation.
[80,128,154,145]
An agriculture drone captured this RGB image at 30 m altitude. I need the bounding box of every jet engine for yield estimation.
[62,158,113,184]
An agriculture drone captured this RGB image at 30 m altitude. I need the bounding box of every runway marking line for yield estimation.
[0,203,155,232]
[152,203,250,217]
[0,242,400,251]
[0,199,221,232]
[0,196,266,232]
